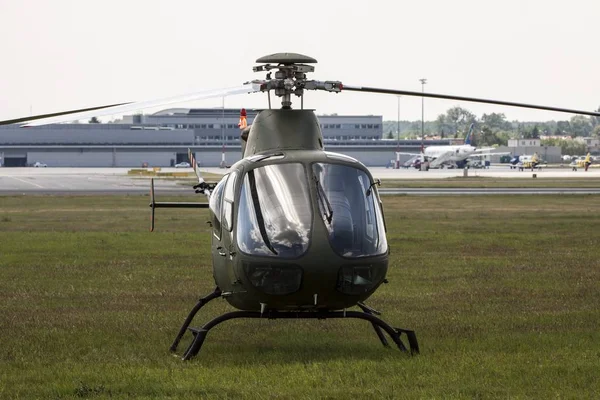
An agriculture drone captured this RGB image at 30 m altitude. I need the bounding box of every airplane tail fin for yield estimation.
[464,123,475,145]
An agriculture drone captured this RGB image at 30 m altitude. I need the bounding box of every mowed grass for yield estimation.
[1,194,599,399]
[380,176,600,188]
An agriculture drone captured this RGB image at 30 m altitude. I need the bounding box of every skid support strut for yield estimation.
[170,287,222,353]
[179,309,419,361]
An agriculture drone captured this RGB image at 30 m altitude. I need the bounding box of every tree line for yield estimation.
[384,105,600,151]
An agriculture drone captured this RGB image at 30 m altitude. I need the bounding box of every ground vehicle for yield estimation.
[562,155,575,162]
[466,159,484,169]
[33,162,47,167]
[174,162,190,168]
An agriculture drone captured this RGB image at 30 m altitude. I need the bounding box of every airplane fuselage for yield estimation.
[424,145,477,162]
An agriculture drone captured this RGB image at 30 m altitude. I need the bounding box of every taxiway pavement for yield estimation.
[1,166,599,195]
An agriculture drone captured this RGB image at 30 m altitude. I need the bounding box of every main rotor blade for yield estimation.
[0,103,131,126]
[3,83,260,127]
[342,85,600,117]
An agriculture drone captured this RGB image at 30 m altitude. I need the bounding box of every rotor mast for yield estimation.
[251,53,342,109]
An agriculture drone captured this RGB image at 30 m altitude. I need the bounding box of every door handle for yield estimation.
[217,246,227,257]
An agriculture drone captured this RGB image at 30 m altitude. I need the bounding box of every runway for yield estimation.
[1,166,600,195]
[0,168,184,195]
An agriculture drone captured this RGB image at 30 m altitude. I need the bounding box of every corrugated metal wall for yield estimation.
[27,151,114,167]
[1,127,194,145]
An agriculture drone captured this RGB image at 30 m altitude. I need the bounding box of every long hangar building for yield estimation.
[0,108,455,167]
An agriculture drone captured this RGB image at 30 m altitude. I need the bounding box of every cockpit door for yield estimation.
[219,171,239,288]
[209,173,238,291]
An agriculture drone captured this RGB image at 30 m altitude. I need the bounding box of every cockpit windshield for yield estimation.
[237,163,312,258]
[312,163,387,257]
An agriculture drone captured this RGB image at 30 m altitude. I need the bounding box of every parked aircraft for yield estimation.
[399,124,509,169]
[515,153,543,171]
[571,153,593,171]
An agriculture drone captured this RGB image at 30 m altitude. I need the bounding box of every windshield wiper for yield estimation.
[248,170,278,255]
[313,175,333,224]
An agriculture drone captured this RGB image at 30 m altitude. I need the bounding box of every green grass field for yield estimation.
[379,177,600,188]
[1,195,599,399]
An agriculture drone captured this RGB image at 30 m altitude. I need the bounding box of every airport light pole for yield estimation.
[397,95,401,142]
[220,96,225,168]
[419,78,427,153]
[396,96,401,169]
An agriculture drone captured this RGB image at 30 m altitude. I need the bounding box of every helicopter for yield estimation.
[2,52,600,361]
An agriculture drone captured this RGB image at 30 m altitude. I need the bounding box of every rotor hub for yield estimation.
[251,52,342,109]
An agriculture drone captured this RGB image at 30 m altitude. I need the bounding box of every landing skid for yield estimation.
[170,287,419,361]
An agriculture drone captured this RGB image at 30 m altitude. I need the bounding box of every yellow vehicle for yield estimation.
[571,153,593,171]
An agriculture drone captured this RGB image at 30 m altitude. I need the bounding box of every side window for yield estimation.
[209,175,227,239]
[222,171,238,232]
[358,175,377,241]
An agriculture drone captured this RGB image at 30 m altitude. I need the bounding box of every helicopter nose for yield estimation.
[335,263,387,295]
[244,262,303,295]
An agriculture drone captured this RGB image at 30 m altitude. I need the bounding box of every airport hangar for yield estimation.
[0,108,439,167]
[0,108,560,167]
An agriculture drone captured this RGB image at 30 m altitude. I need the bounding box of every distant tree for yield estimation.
[481,113,511,132]
[445,106,477,138]
[592,125,600,137]
[522,125,540,139]
[556,120,570,135]
[569,115,593,137]
[479,126,493,146]
[410,121,422,135]
[434,113,454,136]
[386,131,394,139]
[591,106,600,129]
[542,138,585,155]
[494,131,511,146]
[89,117,101,124]
[562,140,587,156]
[479,126,510,146]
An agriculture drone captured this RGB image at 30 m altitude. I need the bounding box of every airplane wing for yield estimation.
[467,152,511,158]
[472,147,497,153]
[396,152,424,157]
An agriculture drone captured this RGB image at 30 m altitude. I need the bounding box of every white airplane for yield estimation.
[398,124,509,169]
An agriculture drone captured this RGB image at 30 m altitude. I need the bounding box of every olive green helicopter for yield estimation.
[3,52,600,361]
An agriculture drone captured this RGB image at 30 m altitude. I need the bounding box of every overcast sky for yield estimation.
[0,0,598,124]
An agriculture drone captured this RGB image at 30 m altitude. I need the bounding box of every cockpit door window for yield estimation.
[209,174,227,239]
[312,163,387,257]
[237,163,312,258]
[222,172,237,232]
